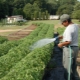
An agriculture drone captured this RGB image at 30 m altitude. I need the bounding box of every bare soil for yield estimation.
[0,29,21,32]
[7,24,37,40]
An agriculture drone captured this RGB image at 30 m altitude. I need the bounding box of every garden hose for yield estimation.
[68,46,72,80]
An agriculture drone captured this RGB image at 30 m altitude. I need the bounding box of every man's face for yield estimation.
[62,21,69,27]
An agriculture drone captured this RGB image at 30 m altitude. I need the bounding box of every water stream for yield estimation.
[30,37,58,50]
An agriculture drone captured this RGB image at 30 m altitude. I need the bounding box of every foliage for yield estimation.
[45,10,49,20]
[56,4,73,15]
[58,0,77,5]
[46,0,59,14]
[0,0,79,20]
[0,36,8,44]
[0,40,20,57]
[23,3,32,19]
[0,1,9,19]
[0,23,54,79]
[71,2,80,21]
[74,2,80,10]
[72,10,80,21]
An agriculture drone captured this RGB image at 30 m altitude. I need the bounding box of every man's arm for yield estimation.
[58,41,71,48]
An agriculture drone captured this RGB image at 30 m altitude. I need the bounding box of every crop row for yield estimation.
[0,40,20,57]
[1,45,53,80]
[0,23,44,57]
[0,23,54,79]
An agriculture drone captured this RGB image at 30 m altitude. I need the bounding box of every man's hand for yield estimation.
[58,41,71,48]
[58,35,63,39]
[58,43,63,48]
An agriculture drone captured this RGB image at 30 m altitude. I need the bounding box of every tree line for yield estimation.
[0,0,80,20]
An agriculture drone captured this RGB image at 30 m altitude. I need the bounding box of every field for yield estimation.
[0,20,80,80]
[0,23,55,80]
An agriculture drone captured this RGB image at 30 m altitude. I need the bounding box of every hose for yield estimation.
[68,46,72,80]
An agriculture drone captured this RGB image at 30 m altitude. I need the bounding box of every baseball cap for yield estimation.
[60,14,71,23]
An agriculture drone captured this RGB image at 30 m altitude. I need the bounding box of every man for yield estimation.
[58,14,79,80]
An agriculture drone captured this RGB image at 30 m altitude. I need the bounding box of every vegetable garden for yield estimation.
[0,23,79,80]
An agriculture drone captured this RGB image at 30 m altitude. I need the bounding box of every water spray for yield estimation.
[30,36,59,50]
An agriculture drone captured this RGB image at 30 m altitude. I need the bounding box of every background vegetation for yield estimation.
[0,0,80,20]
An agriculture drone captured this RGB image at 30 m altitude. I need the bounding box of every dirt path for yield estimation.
[7,24,37,40]
[0,29,34,32]
[0,29,22,33]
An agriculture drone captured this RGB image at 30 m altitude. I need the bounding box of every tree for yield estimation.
[45,10,49,20]
[42,12,45,20]
[58,0,77,5]
[12,8,18,15]
[13,0,26,8]
[0,0,77,20]
[23,2,41,19]
[5,0,14,16]
[46,0,59,14]
[72,2,80,21]
[0,1,9,19]
[34,11,38,20]
[74,2,80,11]
[32,2,40,13]
[38,12,41,20]
[72,10,80,21]
[23,3,33,19]
[56,4,73,15]
[12,8,24,16]
[31,13,34,20]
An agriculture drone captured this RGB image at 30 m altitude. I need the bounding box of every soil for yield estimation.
[6,24,37,40]
[0,29,21,32]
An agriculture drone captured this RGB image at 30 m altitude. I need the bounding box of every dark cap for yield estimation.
[60,14,71,23]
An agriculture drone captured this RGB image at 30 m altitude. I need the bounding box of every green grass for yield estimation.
[0,25,30,30]
[28,19,80,25]
[72,19,80,24]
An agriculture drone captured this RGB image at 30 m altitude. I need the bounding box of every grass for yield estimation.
[0,19,80,36]
[27,19,80,25]
[0,25,30,30]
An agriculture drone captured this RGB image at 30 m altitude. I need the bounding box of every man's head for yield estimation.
[60,14,71,27]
